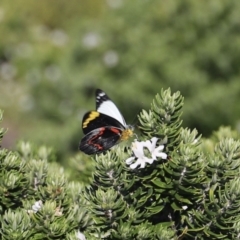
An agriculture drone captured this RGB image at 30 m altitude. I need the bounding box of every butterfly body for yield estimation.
[79,89,133,155]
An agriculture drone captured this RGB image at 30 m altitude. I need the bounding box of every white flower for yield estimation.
[0,8,5,22]
[19,94,34,112]
[44,64,61,82]
[82,32,101,49]
[103,50,119,67]
[126,137,167,169]
[50,29,68,46]
[32,200,43,213]
[0,63,17,80]
[106,0,123,9]
[76,230,86,240]
[182,205,188,210]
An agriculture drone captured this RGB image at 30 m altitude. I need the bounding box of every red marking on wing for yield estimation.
[87,127,105,150]
[109,127,121,135]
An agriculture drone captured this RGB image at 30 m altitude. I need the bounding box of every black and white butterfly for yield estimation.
[79,89,133,155]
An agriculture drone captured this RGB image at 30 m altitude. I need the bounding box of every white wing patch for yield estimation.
[97,97,126,127]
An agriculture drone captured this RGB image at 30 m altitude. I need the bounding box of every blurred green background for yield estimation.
[1,0,240,164]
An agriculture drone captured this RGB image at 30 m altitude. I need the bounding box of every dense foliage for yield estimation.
[1,2,240,236]
[1,0,240,161]
[1,87,240,239]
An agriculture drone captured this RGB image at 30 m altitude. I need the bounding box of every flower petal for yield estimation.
[155,145,164,151]
[150,137,158,148]
[129,160,142,169]
[126,157,135,165]
[132,140,145,158]
[154,152,167,160]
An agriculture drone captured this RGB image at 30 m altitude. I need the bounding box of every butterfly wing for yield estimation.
[95,89,127,127]
[82,111,124,134]
[79,89,132,155]
[79,127,122,155]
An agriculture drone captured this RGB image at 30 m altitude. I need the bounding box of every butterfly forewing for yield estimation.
[82,111,124,134]
[96,89,126,127]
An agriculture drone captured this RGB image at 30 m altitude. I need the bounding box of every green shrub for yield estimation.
[1,87,240,239]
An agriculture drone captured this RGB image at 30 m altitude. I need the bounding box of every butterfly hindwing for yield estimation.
[79,127,122,155]
[82,111,124,134]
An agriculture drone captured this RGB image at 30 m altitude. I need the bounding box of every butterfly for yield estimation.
[79,89,134,155]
